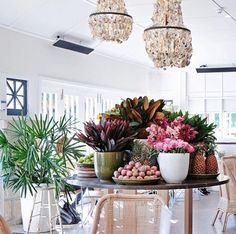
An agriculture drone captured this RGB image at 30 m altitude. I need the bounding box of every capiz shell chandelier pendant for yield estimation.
[143,0,192,68]
[89,0,133,43]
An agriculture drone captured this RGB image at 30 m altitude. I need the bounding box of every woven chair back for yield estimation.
[91,193,171,234]
[221,156,236,201]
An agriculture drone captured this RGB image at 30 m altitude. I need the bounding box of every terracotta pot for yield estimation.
[94,152,124,182]
[158,153,190,183]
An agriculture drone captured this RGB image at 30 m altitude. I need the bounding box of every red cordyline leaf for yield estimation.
[77,119,137,152]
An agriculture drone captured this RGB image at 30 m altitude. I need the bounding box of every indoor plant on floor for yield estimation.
[146,116,197,183]
[0,115,84,232]
[77,119,137,181]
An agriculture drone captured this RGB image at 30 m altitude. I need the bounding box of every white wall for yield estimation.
[0,27,150,119]
[148,67,236,113]
[148,68,187,110]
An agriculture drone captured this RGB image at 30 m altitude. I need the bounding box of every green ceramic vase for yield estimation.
[94,152,124,182]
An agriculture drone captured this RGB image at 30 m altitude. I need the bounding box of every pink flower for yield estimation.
[186,144,195,153]
[163,143,169,152]
[146,116,197,154]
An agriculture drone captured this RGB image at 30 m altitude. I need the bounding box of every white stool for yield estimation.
[27,186,63,233]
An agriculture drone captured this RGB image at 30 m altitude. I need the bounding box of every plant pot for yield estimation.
[158,153,190,183]
[94,152,124,182]
[21,184,58,233]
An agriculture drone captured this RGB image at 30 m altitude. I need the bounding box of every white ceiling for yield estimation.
[0,0,236,68]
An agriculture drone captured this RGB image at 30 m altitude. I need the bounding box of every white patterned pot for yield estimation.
[158,153,190,183]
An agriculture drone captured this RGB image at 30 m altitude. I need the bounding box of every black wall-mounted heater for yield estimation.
[196,66,236,73]
[53,39,94,55]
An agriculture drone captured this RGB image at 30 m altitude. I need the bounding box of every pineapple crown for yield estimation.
[132,140,157,159]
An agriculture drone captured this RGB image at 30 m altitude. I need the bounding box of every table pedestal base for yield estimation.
[184,188,193,234]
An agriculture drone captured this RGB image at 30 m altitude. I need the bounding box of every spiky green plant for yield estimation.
[132,140,145,155]
[132,140,156,159]
[77,119,137,152]
[0,115,85,198]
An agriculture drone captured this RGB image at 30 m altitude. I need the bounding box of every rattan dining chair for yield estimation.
[212,156,236,232]
[91,193,172,234]
[0,215,11,234]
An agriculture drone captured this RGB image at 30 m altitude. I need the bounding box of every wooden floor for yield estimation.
[11,189,236,234]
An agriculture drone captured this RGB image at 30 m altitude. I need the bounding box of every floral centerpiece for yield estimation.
[146,116,197,153]
[165,111,218,176]
[146,116,198,183]
[77,119,136,181]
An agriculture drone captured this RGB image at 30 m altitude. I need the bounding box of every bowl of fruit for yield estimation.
[77,153,96,178]
[78,153,94,168]
[112,161,161,185]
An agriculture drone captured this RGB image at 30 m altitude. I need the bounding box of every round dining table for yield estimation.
[67,174,229,234]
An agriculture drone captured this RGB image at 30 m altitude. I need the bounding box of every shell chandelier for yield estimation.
[143,0,193,68]
[89,0,133,43]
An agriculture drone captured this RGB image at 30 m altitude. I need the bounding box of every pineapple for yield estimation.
[143,159,152,166]
[192,152,206,174]
[141,145,157,166]
[205,152,218,174]
[131,140,143,163]
[131,140,157,166]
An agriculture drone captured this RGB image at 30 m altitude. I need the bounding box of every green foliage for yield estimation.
[0,115,85,198]
[132,140,157,160]
[132,140,144,155]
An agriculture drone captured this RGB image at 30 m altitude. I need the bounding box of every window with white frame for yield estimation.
[187,72,236,141]
[41,92,57,119]
[40,79,137,129]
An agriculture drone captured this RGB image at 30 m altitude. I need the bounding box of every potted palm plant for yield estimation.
[77,119,137,181]
[0,115,84,232]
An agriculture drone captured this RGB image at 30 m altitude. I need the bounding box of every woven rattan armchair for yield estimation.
[212,156,236,232]
[91,193,171,234]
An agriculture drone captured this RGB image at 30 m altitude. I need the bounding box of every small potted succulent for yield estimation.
[77,119,137,181]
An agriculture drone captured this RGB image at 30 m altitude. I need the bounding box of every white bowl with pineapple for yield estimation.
[113,161,161,185]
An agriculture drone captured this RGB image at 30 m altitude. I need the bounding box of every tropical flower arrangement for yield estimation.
[146,116,198,154]
[99,96,165,138]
